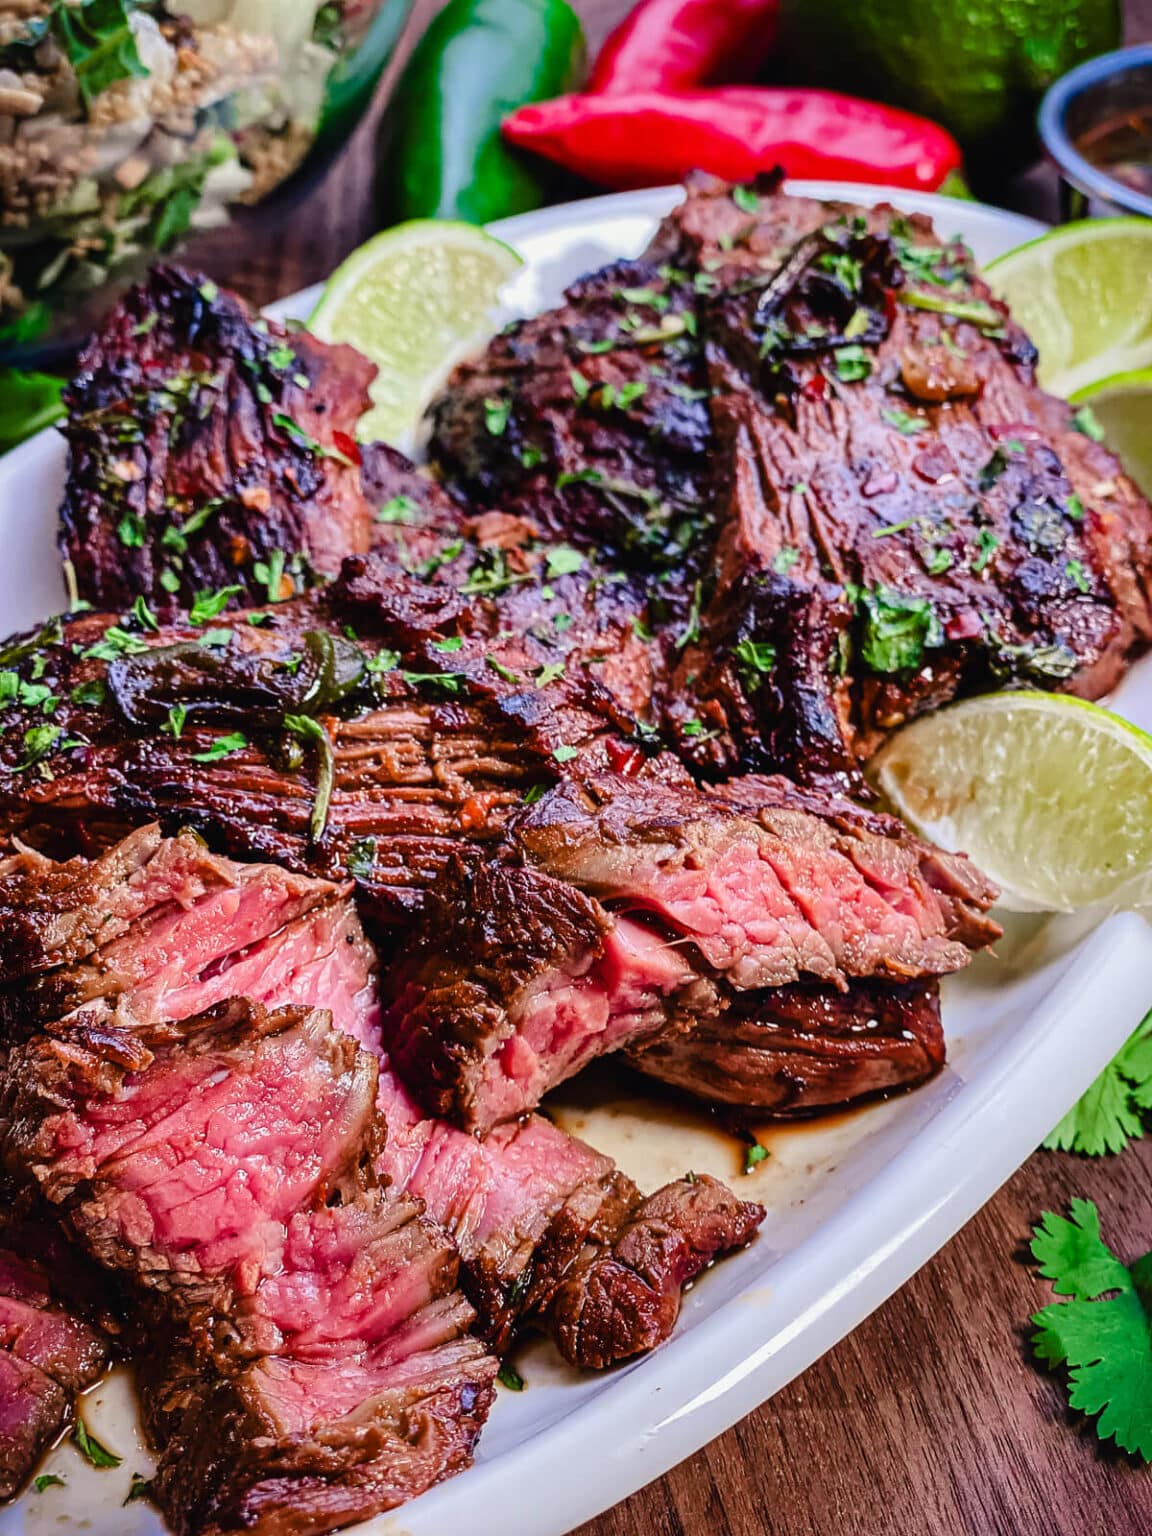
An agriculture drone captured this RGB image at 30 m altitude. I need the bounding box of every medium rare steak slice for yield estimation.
[511,775,1000,987]
[60,266,380,614]
[0,1240,112,1499]
[0,831,763,1370]
[629,978,945,1111]
[382,858,714,1133]
[0,1001,498,1533]
[659,176,1152,784]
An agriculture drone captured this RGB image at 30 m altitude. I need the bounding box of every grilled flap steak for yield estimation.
[61,266,380,614]
[0,1227,113,1501]
[381,775,998,1132]
[428,174,1152,788]
[0,829,763,1377]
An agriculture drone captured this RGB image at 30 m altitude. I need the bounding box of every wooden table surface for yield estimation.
[233,4,1152,1532]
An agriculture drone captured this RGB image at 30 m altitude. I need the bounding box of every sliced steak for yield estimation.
[60,266,380,614]
[0,1001,498,1534]
[511,775,1000,987]
[0,1241,112,1499]
[382,858,713,1133]
[0,831,763,1371]
[630,978,945,1111]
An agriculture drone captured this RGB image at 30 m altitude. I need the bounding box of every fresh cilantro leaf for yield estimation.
[376,494,418,525]
[1072,405,1106,442]
[535,662,565,688]
[34,1474,65,1493]
[1066,494,1084,521]
[124,1474,154,1505]
[1065,558,1091,594]
[52,0,149,114]
[545,546,584,579]
[617,286,669,311]
[1029,1199,1152,1461]
[400,670,465,695]
[569,369,590,402]
[0,368,65,451]
[253,549,287,604]
[834,345,872,383]
[191,732,246,763]
[731,185,759,215]
[1044,1009,1152,1156]
[117,511,146,548]
[743,1141,769,1173]
[733,638,776,682]
[881,407,927,436]
[857,586,939,673]
[189,585,242,625]
[486,655,520,684]
[162,703,187,740]
[346,837,377,880]
[71,677,106,708]
[197,627,233,649]
[972,528,1000,574]
[16,724,61,771]
[483,397,511,436]
[72,1417,121,1469]
[552,744,579,763]
[82,626,150,662]
[773,545,800,575]
[497,1362,526,1390]
[129,594,159,632]
[432,635,464,653]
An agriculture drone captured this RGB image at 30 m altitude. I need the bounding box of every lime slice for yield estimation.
[309,220,523,449]
[870,693,1152,912]
[985,219,1152,399]
[1068,368,1152,497]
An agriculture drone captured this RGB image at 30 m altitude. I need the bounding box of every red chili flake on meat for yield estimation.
[605,738,646,776]
[862,468,899,497]
[911,444,958,484]
[882,288,899,326]
[987,422,1042,443]
[945,609,984,641]
[457,792,501,831]
[801,373,828,400]
[332,431,362,466]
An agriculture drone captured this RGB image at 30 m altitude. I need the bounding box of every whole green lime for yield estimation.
[780,0,1121,172]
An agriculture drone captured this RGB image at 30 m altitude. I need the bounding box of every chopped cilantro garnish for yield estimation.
[731,185,759,215]
[924,547,953,575]
[486,655,520,684]
[1072,405,1106,442]
[72,1417,121,1469]
[569,369,591,402]
[900,290,1002,329]
[124,1474,154,1506]
[834,345,872,383]
[545,545,584,579]
[631,615,653,642]
[34,1474,65,1493]
[535,662,565,688]
[346,838,377,880]
[617,286,669,311]
[743,1141,769,1173]
[376,494,418,526]
[818,250,862,292]
[198,627,233,649]
[552,744,579,763]
[483,397,511,436]
[400,670,466,695]
[71,677,107,708]
[117,511,146,548]
[432,635,464,653]
[520,443,544,469]
[159,568,181,595]
[267,343,296,371]
[253,549,287,604]
[497,1362,526,1391]
[1066,558,1091,594]
[523,783,547,805]
[83,627,150,662]
[675,581,702,651]
[871,519,918,539]
[857,587,939,673]
[162,704,187,740]
[733,638,776,682]
[129,594,159,632]
[271,412,355,466]
[773,545,800,575]
[881,407,927,436]
[1066,494,1084,521]
[15,723,61,770]
[972,528,1000,574]
[189,585,243,625]
[191,732,246,763]
[1028,1198,1152,1461]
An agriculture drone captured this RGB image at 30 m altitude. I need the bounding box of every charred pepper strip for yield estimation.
[588,0,780,93]
[502,88,964,193]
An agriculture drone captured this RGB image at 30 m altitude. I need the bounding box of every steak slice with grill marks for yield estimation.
[0,830,763,1372]
[379,774,993,1133]
[60,266,380,615]
[0,1001,498,1535]
[628,977,945,1111]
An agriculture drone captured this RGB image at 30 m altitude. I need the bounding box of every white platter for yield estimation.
[3,183,1152,1536]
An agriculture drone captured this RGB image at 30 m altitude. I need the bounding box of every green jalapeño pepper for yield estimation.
[377,0,585,227]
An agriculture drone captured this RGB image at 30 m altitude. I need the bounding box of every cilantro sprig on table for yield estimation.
[1044,1009,1152,1157]
[1028,1199,1152,1462]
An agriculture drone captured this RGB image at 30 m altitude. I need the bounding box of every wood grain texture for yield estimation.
[230,1,1152,1530]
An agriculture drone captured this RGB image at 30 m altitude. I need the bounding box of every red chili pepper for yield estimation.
[332,430,362,466]
[503,88,963,194]
[605,738,647,776]
[588,0,779,94]
[801,373,828,401]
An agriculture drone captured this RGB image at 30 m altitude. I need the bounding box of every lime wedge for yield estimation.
[985,219,1152,399]
[870,693,1152,912]
[309,221,523,449]
[1068,368,1152,497]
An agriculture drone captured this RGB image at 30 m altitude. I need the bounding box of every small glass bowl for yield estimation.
[1039,44,1152,221]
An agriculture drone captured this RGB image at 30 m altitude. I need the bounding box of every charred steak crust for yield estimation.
[61,266,379,614]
